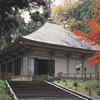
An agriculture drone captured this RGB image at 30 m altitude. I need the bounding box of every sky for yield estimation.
[52,0,79,6]
[21,11,30,23]
[52,0,65,6]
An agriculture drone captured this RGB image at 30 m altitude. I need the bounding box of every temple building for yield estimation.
[0,22,100,80]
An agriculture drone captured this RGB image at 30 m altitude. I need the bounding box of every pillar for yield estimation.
[21,57,23,76]
[95,64,98,79]
[12,60,14,77]
[27,56,30,76]
[5,63,7,79]
[66,54,70,77]
[80,56,85,78]
[0,64,1,79]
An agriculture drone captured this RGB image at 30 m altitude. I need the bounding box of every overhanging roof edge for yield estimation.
[0,36,95,56]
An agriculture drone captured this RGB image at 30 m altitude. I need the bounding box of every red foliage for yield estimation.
[73,0,100,66]
[88,51,100,65]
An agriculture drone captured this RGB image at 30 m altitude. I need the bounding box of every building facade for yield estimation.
[0,22,100,80]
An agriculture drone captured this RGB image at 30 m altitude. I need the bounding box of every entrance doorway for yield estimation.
[34,58,55,76]
[38,59,48,75]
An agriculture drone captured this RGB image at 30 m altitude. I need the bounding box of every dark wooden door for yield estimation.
[47,60,55,76]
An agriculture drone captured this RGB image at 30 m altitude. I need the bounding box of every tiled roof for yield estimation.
[23,22,100,50]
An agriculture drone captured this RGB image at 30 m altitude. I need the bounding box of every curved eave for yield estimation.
[0,37,22,55]
[0,36,95,62]
[21,37,95,55]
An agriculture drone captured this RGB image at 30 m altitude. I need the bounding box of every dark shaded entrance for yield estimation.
[34,58,55,76]
[38,59,48,75]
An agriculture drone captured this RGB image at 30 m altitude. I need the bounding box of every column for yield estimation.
[49,50,55,76]
[0,64,1,79]
[21,57,23,76]
[95,64,98,79]
[66,54,70,77]
[81,56,85,78]
[27,56,30,76]
[5,63,7,79]
[12,61,14,77]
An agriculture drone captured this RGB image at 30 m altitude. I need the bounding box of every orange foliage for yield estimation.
[73,0,100,66]
[88,51,100,65]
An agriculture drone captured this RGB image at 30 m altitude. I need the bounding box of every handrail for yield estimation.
[5,80,18,100]
[54,72,100,80]
[45,81,95,100]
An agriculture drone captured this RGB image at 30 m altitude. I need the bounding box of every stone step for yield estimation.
[8,81,82,100]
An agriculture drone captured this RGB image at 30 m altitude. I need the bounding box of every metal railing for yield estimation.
[5,80,18,100]
[54,72,100,80]
[2,72,100,81]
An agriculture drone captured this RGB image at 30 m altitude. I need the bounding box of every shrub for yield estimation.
[95,89,100,96]
[93,81,100,95]
[0,94,11,100]
[73,82,78,90]
[0,80,11,100]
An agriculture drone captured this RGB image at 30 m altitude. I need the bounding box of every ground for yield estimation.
[0,80,11,100]
[53,79,100,100]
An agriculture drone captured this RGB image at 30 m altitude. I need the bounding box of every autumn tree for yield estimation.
[51,0,80,30]
[73,0,100,65]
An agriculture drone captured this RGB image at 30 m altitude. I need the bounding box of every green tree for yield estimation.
[0,0,50,48]
[25,0,51,34]
[72,0,93,33]
[51,0,80,30]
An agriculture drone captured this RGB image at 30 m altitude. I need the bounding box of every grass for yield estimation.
[0,80,11,100]
[53,79,100,100]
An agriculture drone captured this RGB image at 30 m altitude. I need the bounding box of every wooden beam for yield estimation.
[16,51,24,56]
[4,56,11,59]
[9,55,16,59]
[0,64,1,79]
[80,56,86,78]
[5,64,7,79]
[66,53,71,76]
[2,55,22,64]
[49,50,55,58]
[0,59,5,62]
[12,61,14,77]
[95,64,98,79]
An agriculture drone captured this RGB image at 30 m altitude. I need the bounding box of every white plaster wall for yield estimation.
[69,59,81,74]
[84,62,95,73]
[97,64,100,72]
[83,62,96,78]
[54,58,67,75]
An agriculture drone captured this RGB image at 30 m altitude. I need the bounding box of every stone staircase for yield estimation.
[8,81,83,100]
